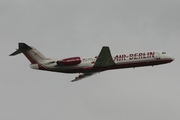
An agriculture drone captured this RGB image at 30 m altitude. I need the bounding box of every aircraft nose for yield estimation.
[165,55,174,62]
[168,56,174,62]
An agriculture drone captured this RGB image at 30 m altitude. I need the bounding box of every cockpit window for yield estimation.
[162,52,166,54]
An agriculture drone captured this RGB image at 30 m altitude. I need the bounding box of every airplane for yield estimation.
[10,43,174,82]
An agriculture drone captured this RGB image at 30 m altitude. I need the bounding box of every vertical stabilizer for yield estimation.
[10,43,50,64]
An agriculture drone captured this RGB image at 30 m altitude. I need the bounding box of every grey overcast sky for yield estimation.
[1,0,180,120]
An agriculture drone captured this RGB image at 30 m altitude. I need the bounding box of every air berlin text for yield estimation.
[114,52,155,61]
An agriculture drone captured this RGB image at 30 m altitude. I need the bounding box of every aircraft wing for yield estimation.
[93,46,115,67]
[71,46,115,82]
[71,72,97,82]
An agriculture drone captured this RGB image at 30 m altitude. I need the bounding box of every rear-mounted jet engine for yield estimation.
[56,57,81,66]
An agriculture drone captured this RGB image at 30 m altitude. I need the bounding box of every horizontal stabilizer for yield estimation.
[9,49,22,56]
[9,43,32,56]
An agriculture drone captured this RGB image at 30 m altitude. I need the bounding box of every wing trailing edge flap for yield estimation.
[93,46,115,67]
[71,72,96,82]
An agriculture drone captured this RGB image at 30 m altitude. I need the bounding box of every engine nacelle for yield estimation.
[56,57,81,66]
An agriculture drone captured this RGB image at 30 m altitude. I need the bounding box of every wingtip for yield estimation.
[71,79,76,82]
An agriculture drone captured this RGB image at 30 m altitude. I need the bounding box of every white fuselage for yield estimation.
[10,43,174,82]
[30,51,174,73]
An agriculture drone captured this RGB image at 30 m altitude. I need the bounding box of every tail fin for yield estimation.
[10,43,50,64]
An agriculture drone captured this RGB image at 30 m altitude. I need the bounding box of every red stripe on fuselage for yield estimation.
[38,64,48,70]
[23,52,37,64]
[56,59,172,73]
[25,51,49,70]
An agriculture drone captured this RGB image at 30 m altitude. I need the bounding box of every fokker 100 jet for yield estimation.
[10,43,174,82]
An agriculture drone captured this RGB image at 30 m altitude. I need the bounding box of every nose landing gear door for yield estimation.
[156,52,161,60]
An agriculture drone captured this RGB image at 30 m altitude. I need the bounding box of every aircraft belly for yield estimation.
[52,62,94,73]
[111,59,169,70]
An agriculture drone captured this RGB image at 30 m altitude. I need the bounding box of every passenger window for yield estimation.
[162,52,166,54]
